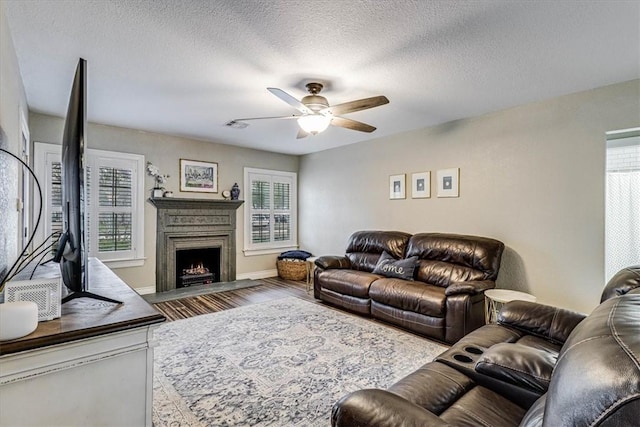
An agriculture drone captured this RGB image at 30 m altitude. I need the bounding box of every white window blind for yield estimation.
[605,132,640,281]
[34,142,145,267]
[244,167,297,255]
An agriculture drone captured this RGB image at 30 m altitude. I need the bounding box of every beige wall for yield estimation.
[0,2,29,276]
[29,113,299,290]
[299,79,640,313]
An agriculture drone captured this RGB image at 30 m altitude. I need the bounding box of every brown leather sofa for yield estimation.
[314,231,505,343]
[331,265,640,427]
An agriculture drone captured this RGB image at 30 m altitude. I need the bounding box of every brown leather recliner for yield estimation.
[331,266,640,427]
[314,231,505,344]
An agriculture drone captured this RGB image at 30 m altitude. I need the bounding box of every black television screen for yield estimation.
[56,58,120,304]
[58,58,87,295]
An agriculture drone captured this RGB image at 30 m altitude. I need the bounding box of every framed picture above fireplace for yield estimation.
[180,159,218,193]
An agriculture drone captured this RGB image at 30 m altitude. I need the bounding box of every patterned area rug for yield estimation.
[153,297,447,426]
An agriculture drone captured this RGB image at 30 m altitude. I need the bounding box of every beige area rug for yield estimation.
[153,297,448,426]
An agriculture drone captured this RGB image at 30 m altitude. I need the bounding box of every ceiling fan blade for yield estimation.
[296,128,309,139]
[331,116,377,133]
[231,115,300,122]
[323,95,389,116]
[267,88,312,114]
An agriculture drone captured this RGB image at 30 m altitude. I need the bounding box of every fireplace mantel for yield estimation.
[149,197,244,211]
[149,197,244,293]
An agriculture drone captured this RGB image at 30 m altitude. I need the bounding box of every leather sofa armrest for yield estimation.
[315,255,351,270]
[600,265,640,302]
[498,301,586,345]
[332,389,449,427]
[475,342,556,393]
[445,280,495,296]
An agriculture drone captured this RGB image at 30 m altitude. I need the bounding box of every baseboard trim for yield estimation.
[135,285,156,295]
[236,269,278,280]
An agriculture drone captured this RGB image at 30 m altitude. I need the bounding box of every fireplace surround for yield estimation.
[150,198,244,293]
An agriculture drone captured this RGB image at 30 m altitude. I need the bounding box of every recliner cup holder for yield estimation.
[453,354,474,363]
[464,346,484,355]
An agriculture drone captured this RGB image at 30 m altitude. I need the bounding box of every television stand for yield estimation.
[62,290,122,304]
[0,258,165,427]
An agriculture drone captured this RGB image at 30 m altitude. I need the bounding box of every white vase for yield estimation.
[0,301,39,341]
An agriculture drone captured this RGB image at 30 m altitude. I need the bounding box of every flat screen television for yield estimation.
[55,58,120,304]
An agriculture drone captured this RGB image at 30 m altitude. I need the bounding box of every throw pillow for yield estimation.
[277,250,313,260]
[372,251,417,280]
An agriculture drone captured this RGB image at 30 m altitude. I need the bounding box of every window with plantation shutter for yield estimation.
[34,142,145,268]
[49,160,63,237]
[244,168,297,255]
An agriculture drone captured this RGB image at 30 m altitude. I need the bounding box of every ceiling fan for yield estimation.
[228,83,389,139]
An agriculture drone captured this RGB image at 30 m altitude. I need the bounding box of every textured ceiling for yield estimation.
[3,0,640,155]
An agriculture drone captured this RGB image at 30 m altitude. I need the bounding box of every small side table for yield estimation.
[485,289,537,324]
[305,257,319,292]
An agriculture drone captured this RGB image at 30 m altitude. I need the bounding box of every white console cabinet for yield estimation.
[0,259,165,426]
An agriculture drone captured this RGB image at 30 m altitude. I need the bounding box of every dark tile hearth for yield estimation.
[141,279,260,304]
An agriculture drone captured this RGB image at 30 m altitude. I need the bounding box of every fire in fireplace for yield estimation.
[176,247,221,288]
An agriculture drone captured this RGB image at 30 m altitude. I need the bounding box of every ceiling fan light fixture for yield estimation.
[297,114,331,134]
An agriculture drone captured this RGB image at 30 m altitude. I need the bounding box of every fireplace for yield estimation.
[176,247,220,288]
[150,198,244,293]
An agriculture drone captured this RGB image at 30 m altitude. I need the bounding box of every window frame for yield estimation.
[243,167,298,256]
[33,142,145,268]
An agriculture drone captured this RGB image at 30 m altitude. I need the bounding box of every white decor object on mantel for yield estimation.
[0,301,38,341]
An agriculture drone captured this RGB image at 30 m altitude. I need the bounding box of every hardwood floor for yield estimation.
[153,277,318,321]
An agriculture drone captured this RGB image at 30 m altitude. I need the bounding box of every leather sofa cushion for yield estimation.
[388,361,474,414]
[316,269,381,298]
[334,361,526,426]
[407,233,504,281]
[316,287,371,315]
[369,278,446,317]
[331,389,449,427]
[414,259,487,288]
[475,343,557,393]
[386,360,533,425]
[345,230,411,271]
[372,302,446,342]
[346,252,382,272]
[439,385,526,426]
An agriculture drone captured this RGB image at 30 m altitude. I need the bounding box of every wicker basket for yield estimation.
[277,259,307,281]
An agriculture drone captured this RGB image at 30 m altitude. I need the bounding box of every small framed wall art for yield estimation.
[180,159,218,193]
[389,174,406,199]
[436,168,459,198]
[411,171,431,198]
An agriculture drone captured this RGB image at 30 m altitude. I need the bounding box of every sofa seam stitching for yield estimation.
[589,393,640,427]
[450,403,492,427]
[609,299,640,371]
